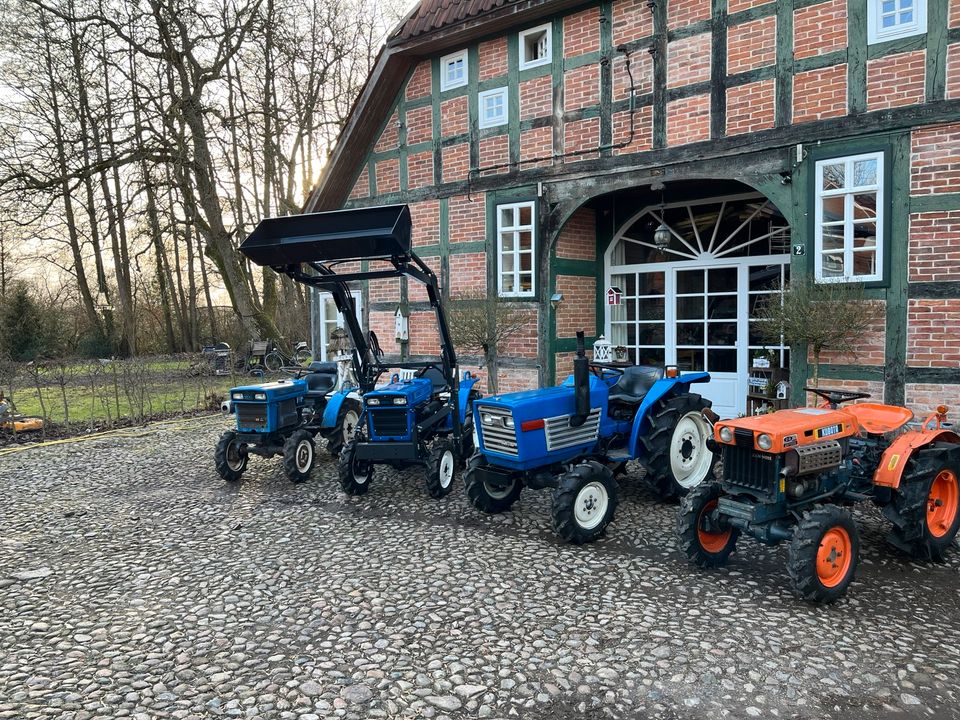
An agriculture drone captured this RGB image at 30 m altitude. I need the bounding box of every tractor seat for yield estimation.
[420,367,448,392]
[308,361,337,374]
[304,363,338,396]
[608,365,663,405]
[844,403,914,435]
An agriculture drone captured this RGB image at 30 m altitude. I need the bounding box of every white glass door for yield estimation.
[314,291,362,361]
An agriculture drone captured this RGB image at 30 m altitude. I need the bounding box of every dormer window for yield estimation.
[519,23,552,70]
[440,49,468,91]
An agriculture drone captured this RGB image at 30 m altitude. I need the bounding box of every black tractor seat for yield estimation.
[419,367,449,393]
[304,362,338,396]
[607,365,663,405]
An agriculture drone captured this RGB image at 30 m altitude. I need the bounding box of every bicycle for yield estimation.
[263,340,312,372]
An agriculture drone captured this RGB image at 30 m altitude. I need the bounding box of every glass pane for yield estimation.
[636,323,665,345]
[707,295,737,320]
[707,322,737,346]
[500,273,514,292]
[882,0,896,11]
[852,249,877,277]
[676,270,704,294]
[519,204,532,226]
[501,253,514,272]
[821,163,845,191]
[821,227,844,252]
[882,14,896,26]
[853,193,877,220]
[749,265,781,292]
[821,255,844,278]
[749,292,776,316]
[821,197,844,223]
[625,297,637,321]
[636,348,665,365]
[623,274,636,296]
[854,158,878,186]
[853,222,877,249]
[707,349,737,373]
[519,273,533,293]
[708,267,737,293]
[676,322,704,345]
[677,296,703,320]
[637,272,664,296]
[501,232,514,253]
[638,298,665,321]
[519,253,532,272]
[676,349,703,372]
[749,322,767,346]
[518,230,533,251]
[500,207,513,228]
[899,10,913,23]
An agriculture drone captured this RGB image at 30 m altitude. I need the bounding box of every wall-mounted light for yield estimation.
[550,292,564,307]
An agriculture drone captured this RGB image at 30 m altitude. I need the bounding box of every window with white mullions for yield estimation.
[440,49,468,91]
[497,202,536,297]
[479,87,508,128]
[814,153,885,283]
[868,0,926,43]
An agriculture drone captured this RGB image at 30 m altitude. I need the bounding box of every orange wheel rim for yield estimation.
[816,527,852,588]
[698,499,732,554]
[927,470,959,539]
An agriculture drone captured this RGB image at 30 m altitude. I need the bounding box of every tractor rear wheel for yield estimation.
[885,446,960,560]
[677,483,739,567]
[215,431,247,482]
[282,429,315,483]
[787,506,860,603]
[326,399,362,457]
[641,393,716,500]
[425,439,457,499]
[338,439,373,495]
[464,453,522,513]
[551,461,619,545]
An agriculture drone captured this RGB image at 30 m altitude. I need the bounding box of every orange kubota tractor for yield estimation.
[678,387,960,602]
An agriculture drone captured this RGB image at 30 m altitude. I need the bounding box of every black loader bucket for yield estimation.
[240,204,412,267]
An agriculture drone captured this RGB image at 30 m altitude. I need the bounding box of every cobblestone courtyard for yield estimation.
[1,418,958,719]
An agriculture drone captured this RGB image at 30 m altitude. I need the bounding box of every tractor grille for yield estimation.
[236,403,267,430]
[544,409,601,451]
[723,445,780,496]
[734,428,755,448]
[369,409,409,437]
[477,406,518,456]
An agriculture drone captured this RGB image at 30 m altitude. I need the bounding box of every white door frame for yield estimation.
[312,289,363,361]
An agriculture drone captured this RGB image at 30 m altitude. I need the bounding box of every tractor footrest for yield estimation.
[470,463,516,490]
[354,441,421,463]
[718,497,759,523]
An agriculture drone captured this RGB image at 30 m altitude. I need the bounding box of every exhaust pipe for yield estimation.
[570,331,590,428]
[221,400,234,415]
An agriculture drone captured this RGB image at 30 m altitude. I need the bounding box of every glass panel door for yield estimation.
[314,291,362,361]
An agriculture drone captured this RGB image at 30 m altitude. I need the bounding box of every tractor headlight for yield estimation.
[481,413,495,425]
[392,396,407,405]
[254,392,266,401]
[232,392,243,400]
[719,426,733,443]
[366,398,381,406]
[504,417,515,429]
[757,433,773,451]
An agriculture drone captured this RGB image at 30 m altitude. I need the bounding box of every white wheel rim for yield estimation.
[484,478,515,499]
[296,440,313,472]
[343,410,359,443]
[353,454,371,484]
[670,411,712,489]
[227,442,245,471]
[574,480,609,530]
[439,450,455,489]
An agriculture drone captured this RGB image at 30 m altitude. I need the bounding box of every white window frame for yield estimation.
[519,23,552,70]
[312,289,363,361]
[867,0,926,44]
[440,49,468,91]
[497,201,537,298]
[478,86,508,129]
[814,152,885,284]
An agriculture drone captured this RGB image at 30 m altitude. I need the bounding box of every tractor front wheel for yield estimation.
[787,506,860,603]
[464,453,522,513]
[641,394,716,500]
[338,439,373,495]
[677,483,739,567]
[551,461,619,545]
[326,399,362,457]
[215,431,247,482]
[886,447,960,560]
[425,439,457,499]
[282,429,316,484]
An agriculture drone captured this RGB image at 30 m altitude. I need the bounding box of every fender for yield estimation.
[628,372,711,458]
[874,428,960,488]
[458,373,480,424]
[320,389,360,428]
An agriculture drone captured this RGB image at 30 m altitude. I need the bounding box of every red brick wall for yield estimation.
[948,44,960,100]
[816,301,886,366]
[369,311,399,355]
[495,368,539,394]
[349,166,369,200]
[727,16,776,75]
[405,61,432,101]
[375,158,400,194]
[667,34,711,88]
[726,79,775,135]
[478,134,509,174]
[448,194,485,244]
[448,252,487,294]
[563,7,601,57]
[814,379,885,405]
[479,37,507,80]
[409,310,441,356]
[375,111,399,153]
[909,211,960,281]
[907,299,960,367]
[728,0,773,12]
[612,106,653,155]
[410,201,440,248]
[441,143,469,183]
[906,384,960,417]
[499,308,540,359]
[564,64,601,111]
[520,126,553,167]
[555,275,597,337]
[520,75,553,120]
[613,52,653,99]
[667,0,710,30]
[406,151,434,189]
[556,208,596,261]
[794,0,847,60]
[911,123,960,195]
[866,50,926,111]
[612,0,653,44]
[666,94,711,146]
[563,117,601,160]
[405,106,433,145]
[952,0,960,27]
[792,65,847,123]
[441,96,468,137]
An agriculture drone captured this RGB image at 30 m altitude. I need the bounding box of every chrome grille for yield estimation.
[477,405,518,456]
[544,409,601,451]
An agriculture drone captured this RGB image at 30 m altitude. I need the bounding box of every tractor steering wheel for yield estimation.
[805,387,871,408]
[589,362,626,379]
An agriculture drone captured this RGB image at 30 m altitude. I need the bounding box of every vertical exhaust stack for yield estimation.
[570,331,590,428]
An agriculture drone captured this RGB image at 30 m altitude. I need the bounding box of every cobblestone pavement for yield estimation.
[1,417,959,720]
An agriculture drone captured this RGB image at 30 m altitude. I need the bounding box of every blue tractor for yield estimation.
[465,332,717,543]
[232,204,479,497]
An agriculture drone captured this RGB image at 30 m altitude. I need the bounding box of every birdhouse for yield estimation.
[776,380,791,400]
[593,335,612,363]
[606,286,623,306]
[395,306,409,342]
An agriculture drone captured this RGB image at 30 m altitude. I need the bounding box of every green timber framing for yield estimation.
[334,0,960,402]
